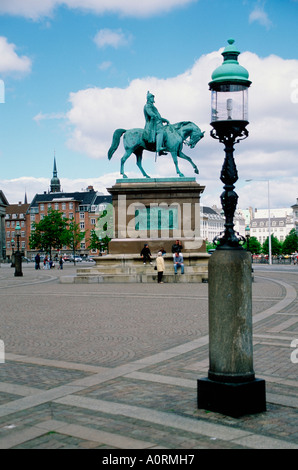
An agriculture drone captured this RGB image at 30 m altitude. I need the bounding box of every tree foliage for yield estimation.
[262,234,282,255]
[88,209,112,253]
[67,219,85,262]
[245,236,262,254]
[29,210,70,257]
[282,228,298,254]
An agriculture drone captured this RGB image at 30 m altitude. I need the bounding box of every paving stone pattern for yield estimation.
[0,263,297,449]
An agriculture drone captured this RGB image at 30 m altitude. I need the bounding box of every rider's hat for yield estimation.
[147,91,154,101]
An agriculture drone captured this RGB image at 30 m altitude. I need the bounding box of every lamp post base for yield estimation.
[197,377,266,418]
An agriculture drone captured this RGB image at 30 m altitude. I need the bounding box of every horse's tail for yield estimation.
[108,129,126,160]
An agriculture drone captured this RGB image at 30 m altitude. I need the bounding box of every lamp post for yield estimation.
[197,39,266,417]
[11,238,15,267]
[245,224,250,251]
[14,221,23,277]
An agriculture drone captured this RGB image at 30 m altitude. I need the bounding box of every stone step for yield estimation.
[60,272,208,284]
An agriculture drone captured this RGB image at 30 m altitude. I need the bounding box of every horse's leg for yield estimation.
[178,150,199,174]
[171,151,184,177]
[120,150,133,178]
[135,149,150,178]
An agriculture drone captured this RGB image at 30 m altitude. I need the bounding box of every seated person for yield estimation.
[174,252,184,274]
[140,243,152,265]
[172,240,183,258]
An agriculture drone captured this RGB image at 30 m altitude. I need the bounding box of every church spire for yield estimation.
[50,153,61,193]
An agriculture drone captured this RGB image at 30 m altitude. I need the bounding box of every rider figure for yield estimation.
[144,91,169,155]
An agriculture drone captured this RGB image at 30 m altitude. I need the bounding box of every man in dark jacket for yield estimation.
[140,244,152,265]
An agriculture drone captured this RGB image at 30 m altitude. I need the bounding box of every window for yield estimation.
[11,221,15,227]
[7,231,10,238]
[48,203,51,210]
[30,215,35,221]
[40,204,44,211]
[62,203,66,210]
[55,203,59,210]
[80,242,85,249]
[7,241,10,249]
[80,222,85,230]
[80,212,85,219]
[69,202,73,210]
[6,221,10,228]
[21,221,25,227]
[91,218,96,225]
[12,214,17,219]
[21,231,25,238]
[69,212,73,219]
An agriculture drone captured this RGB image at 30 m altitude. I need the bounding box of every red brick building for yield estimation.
[5,200,30,261]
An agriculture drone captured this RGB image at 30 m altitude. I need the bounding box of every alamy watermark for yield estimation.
[0,340,4,363]
[290,339,298,364]
[95,196,203,249]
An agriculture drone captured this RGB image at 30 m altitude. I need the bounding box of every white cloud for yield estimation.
[0,0,197,19]
[98,61,112,71]
[249,5,272,29]
[33,111,66,123]
[94,29,132,49]
[64,48,298,209]
[0,36,32,76]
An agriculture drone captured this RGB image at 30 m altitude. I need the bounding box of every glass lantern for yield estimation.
[209,39,251,140]
[211,84,248,123]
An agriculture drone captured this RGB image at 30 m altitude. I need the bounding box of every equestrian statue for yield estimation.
[108,91,205,178]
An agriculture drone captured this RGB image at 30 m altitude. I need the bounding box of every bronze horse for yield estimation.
[108,121,204,178]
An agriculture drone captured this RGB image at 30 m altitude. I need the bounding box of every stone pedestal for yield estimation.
[107,178,205,254]
[197,249,266,417]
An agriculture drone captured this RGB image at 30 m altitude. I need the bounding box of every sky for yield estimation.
[0,0,298,213]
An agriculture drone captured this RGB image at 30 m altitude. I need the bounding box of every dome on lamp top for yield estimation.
[210,39,251,88]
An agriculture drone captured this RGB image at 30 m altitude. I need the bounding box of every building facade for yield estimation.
[0,190,9,261]
[27,187,112,259]
[292,198,298,235]
[5,201,30,260]
[249,207,294,244]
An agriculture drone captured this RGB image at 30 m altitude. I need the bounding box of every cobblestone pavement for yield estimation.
[0,262,297,450]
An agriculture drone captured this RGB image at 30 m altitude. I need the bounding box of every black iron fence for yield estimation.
[252,256,295,265]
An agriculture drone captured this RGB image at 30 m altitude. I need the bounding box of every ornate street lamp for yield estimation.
[197,40,266,417]
[11,238,15,267]
[14,221,23,277]
[245,224,250,251]
[209,38,251,249]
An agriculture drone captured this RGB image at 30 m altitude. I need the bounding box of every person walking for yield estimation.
[35,253,40,270]
[59,256,64,270]
[156,251,165,283]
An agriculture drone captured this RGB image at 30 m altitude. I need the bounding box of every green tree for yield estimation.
[29,209,69,259]
[88,209,113,254]
[262,234,282,256]
[245,236,262,254]
[206,241,216,252]
[282,228,298,254]
[67,219,85,263]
